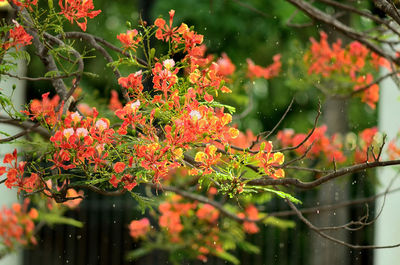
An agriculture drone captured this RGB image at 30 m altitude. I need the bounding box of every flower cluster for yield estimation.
[58,0,101,31]
[8,0,37,10]
[194,145,222,175]
[154,10,189,43]
[2,24,33,51]
[22,92,61,128]
[117,29,141,51]
[129,218,150,239]
[237,205,260,234]
[0,149,39,192]
[246,54,281,80]
[304,31,390,109]
[135,195,224,262]
[49,110,115,172]
[354,127,380,163]
[277,126,346,163]
[0,199,38,251]
[254,141,285,179]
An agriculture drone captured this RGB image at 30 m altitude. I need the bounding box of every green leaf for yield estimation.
[126,247,153,260]
[214,251,240,265]
[263,216,295,229]
[44,70,60,78]
[85,177,109,185]
[247,186,302,204]
[0,130,10,137]
[149,48,156,61]
[237,241,260,254]
[209,101,236,114]
[83,72,99,79]
[39,212,84,228]
[8,50,31,64]
[48,0,54,10]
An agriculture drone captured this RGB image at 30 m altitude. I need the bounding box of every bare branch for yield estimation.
[0,122,40,143]
[317,0,400,37]
[1,71,80,81]
[268,186,400,217]
[61,32,130,101]
[247,159,400,189]
[285,198,400,249]
[285,0,399,65]
[0,115,51,139]
[67,184,126,196]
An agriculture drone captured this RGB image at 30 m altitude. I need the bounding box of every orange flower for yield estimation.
[58,0,101,31]
[113,162,126,173]
[3,24,33,51]
[154,9,187,42]
[216,53,236,77]
[246,54,281,80]
[196,204,219,223]
[117,29,141,51]
[10,0,37,10]
[108,90,122,111]
[238,205,260,234]
[62,189,84,209]
[129,218,150,239]
[254,142,285,179]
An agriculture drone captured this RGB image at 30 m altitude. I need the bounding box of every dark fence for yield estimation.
[23,175,374,265]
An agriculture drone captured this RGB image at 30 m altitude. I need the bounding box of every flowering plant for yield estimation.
[0,1,399,264]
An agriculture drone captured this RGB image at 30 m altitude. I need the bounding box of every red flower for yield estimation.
[118,71,144,96]
[154,9,187,42]
[196,204,219,223]
[117,29,141,51]
[129,218,150,239]
[109,174,120,188]
[0,199,39,250]
[3,25,33,51]
[246,54,281,80]
[108,90,122,111]
[22,92,61,127]
[10,0,38,10]
[58,0,101,31]
[113,162,126,173]
[216,53,236,77]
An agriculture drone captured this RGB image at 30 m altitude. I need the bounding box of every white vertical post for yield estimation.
[0,56,26,265]
[374,70,400,264]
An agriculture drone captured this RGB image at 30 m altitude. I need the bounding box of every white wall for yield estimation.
[374,70,400,264]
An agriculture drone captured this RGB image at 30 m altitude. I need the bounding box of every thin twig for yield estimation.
[274,100,322,153]
[264,98,294,139]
